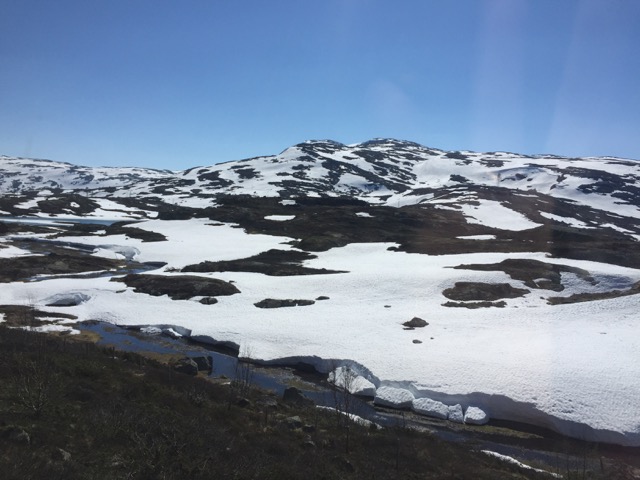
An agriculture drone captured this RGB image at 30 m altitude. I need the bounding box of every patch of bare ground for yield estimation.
[442,282,529,302]
[452,258,596,291]
[548,282,640,305]
[0,253,126,283]
[111,273,240,300]
[182,249,346,276]
[0,305,77,328]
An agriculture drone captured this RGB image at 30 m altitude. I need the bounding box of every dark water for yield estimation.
[0,215,121,226]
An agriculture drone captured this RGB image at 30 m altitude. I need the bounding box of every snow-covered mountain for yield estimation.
[1,139,640,448]
[2,138,639,219]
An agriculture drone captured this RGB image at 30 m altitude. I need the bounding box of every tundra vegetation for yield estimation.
[0,326,638,480]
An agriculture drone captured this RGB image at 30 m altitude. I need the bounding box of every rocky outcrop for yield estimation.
[113,273,240,300]
[442,282,529,302]
[254,298,315,309]
[172,357,198,376]
[403,317,428,328]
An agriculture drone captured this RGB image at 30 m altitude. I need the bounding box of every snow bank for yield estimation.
[374,386,415,408]
[328,365,377,397]
[411,398,449,419]
[482,450,562,478]
[464,406,489,425]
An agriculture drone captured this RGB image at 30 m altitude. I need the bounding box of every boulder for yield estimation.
[282,387,313,407]
[52,448,72,462]
[411,398,449,419]
[254,298,315,308]
[199,296,218,305]
[191,356,213,372]
[403,317,428,328]
[173,357,198,376]
[284,416,303,430]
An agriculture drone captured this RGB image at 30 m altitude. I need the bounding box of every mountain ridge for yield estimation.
[2,139,639,223]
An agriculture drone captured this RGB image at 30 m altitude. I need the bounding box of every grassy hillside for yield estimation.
[0,325,636,479]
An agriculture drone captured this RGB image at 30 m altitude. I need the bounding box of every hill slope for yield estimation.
[1,139,639,446]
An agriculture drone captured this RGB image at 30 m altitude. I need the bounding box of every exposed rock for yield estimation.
[173,357,198,376]
[403,317,428,328]
[282,387,313,407]
[4,427,30,445]
[182,249,346,276]
[442,282,530,302]
[315,295,330,301]
[199,296,218,305]
[191,355,213,372]
[464,406,489,425]
[52,448,72,462]
[113,273,240,300]
[235,397,251,408]
[443,300,507,309]
[302,438,316,449]
[254,298,315,308]
[412,339,422,344]
[284,415,303,430]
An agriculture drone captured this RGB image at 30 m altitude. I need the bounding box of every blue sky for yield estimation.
[1,0,639,169]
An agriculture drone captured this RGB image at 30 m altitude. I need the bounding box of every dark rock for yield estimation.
[403,317,428,328]
[442,282,529,301]
[302,424,316,433]
[282,387,313,407]
[302,436,316,448]
[191,356,213,372]
[52,448,72,462]
[199,296,218,305]
[254,298,315,309]
[183,249,346,276]
[412,339,423,344]
[4,427,30,445]
[315,295,330,301]
[173,357,198,376]
[443,300,507,309]
[257,396,279,411]
[285,416,303,430]
[112,273,240,300]
[236,397,251,408]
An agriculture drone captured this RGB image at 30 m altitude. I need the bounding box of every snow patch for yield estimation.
[448,404,464,423]
[481,450,562,478]
[456,234,497,240]
[411,397,449,419]
[374,386,414,408]
[464,406,489,425]
[264,215,296,221]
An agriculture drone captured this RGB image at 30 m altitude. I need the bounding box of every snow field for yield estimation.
[1,219,639,445]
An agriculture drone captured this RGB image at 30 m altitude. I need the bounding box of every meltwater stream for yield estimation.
[79,320,595,475]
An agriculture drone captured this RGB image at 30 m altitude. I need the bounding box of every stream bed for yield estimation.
[79,320,610,476]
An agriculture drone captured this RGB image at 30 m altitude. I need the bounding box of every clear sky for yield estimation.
[1,0,639,169]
